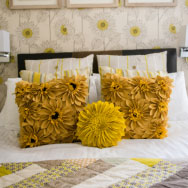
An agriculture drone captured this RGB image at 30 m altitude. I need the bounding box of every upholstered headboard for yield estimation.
[17,48,177,76]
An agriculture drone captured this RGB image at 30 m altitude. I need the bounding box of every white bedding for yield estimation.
[1,120,188,163]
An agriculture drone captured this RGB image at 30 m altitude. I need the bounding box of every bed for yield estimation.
[1,48,188,188]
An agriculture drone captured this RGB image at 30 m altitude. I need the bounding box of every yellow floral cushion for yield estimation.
[15,75,88,148]
[102,73,173,139]
[76,101,125,148]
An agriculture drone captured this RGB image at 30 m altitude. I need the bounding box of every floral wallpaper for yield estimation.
[0,0,188,111]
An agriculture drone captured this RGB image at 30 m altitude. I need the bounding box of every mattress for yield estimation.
[1,120,188,163]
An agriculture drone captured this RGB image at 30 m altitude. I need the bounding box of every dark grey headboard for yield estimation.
[17,48,177,76]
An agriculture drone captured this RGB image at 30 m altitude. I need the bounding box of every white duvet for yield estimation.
[0,120,188,163]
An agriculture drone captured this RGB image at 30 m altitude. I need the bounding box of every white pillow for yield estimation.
[168,72,188,121]
[99,66,167,78]
[89,75,98,104]
[20,67,91,84]
[0,76,98,131]
[25,54,94,74]
[93,72,188,121]
[0,78,22,131]
[93,73,101,102]
[97,52,167,72]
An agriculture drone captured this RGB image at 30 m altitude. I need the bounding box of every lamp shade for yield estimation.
[180,25,188,47]
[0,30,10,53]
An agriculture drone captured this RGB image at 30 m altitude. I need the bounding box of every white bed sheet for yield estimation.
[0,120,188,163]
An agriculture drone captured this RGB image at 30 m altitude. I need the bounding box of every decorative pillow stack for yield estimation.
[15,75,88,148]
[20,67,90,84]
[97,52,167,72]
[99,66,167,79]
[25,54,94,74]
[102,73,173,139]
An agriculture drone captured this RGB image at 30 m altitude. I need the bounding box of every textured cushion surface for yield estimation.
[102,73,173,139]
[95,71,188,121]
[15,76,88,148]
[76,101,125,148]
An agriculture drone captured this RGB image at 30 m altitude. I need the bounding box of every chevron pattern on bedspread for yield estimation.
[0,158,186,188]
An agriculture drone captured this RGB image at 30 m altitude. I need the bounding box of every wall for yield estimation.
[0,0,188,110]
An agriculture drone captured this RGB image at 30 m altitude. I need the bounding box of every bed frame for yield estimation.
[17,48,177,76]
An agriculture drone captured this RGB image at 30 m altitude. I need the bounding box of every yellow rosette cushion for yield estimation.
[15,75,88,148]
[102,73,173,139]
[76,101,125,148]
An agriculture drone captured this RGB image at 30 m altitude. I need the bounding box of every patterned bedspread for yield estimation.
[0,158,187,188]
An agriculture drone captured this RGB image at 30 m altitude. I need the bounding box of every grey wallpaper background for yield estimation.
[0,0,188,111]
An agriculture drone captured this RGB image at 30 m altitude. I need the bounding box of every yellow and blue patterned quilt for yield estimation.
[0,158,187,188]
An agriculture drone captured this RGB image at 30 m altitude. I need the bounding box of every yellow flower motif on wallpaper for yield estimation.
[130,26,141,37]
[138,39,169,50]
[74,8,93,19]
[169,24,176,34]
[0,0,17,15]
[163,17,180,40]
[179,0,188,15]
[22,28,33,39]
[97,20,109,31]
[44,48,55,53]
[38,40,60,53]
[6,0,9,8]
[89,12,116,37]
[55,18,75,42]
[0,77,3,85]
[152,46,161,49]
[17,22,39,45]
[186,0,188,7]
[61,25,68,35]
[10,55,15,63]
[124,20,147,42]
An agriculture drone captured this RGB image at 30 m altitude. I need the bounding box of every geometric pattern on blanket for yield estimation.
[0,158,184,188]
[65,158,97,168]
[109,160,180,188]
[1,162,32,173]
